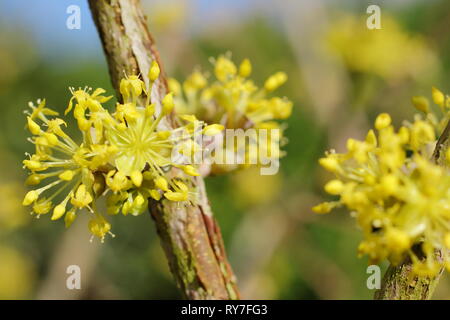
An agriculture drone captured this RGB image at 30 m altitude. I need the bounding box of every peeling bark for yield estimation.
[374,250,444,300]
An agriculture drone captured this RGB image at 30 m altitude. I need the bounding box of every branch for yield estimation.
[374,120,450,300]
[88,0,239,299]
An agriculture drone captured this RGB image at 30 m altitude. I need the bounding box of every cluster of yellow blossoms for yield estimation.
[169,54,292,172]
[326,14,438,81]
[170,54,292,126]
[22,62,223,241]
[314,87,450,276]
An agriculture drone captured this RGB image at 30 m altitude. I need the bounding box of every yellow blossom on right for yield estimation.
[314,87,450,277]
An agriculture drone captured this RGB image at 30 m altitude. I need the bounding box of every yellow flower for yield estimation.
[88,215,113,243]
[22,63,216,240]
[324,180,344,195]
[318,156,340,173]
[411,96,429,113]
[326,14,438,81]
[148,60,161,82]
[103,88,206,204]
[184,71,207,90]
[314,88,450,275]
[120,75,146,103]
[70,184,93,209]
[264,72,287,92]
[162,92,175,114]
[432,86,445,107]
[215,56,237,82]
[239,59,252,78]
[169,54,293,174]
[171,54,292,127]
[312,202,339,214]
[374,113,391,130]
[23,95,118,239]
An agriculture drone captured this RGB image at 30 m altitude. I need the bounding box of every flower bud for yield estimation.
[182,165,200,176]
[412,96,429,113]
[432,86,445,106]
[154,176,169,191]
[324,180,344,195]
[51,204,66,221]
[162,93,174,115]
[148,61,160,82]
[131,170,143,187]
[23,190,39,206]
[239,59,252,77]
[164,191,188,202]
[27,117,41,135]
[59,170,74,181]
[375,113,391,130]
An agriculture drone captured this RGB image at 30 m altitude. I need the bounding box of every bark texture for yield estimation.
[374,121,450,300]
[88,0,239,300]
[374,251,443,300]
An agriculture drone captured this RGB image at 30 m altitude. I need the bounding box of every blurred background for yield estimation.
[0,0,449,299]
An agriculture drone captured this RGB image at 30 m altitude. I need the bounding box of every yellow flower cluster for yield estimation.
[326,14,438,80]
[169,54,292,172]
[314,88,450,276]
[170,54,292,127]
[22,62,223,241]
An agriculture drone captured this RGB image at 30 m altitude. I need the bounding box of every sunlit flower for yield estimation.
[22,62,221,241]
